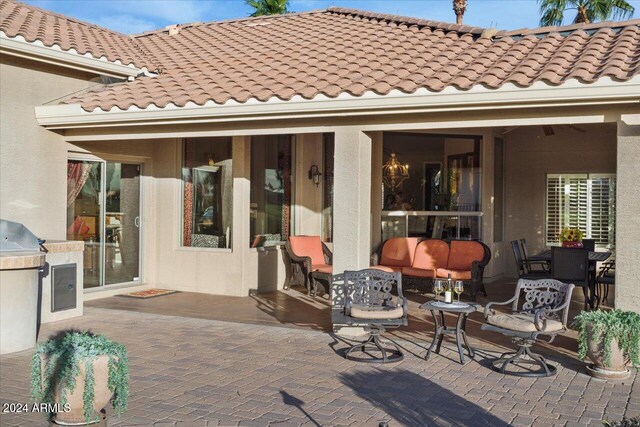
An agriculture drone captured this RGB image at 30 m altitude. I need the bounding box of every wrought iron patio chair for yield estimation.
[551,247,590,310]
[481,278,574,377]
[511,240,549,279]
[333,269,408,363]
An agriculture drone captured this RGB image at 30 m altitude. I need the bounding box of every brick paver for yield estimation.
[0,307,637,426]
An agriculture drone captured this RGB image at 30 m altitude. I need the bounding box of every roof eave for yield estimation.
[35,77,640,130]
[0,33,145,78]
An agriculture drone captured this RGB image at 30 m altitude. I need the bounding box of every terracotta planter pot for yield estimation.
[562,241,584,248]
[40,354,113,425]
[585,324,630,380]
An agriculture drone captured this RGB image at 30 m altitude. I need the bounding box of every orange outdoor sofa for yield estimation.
[371,237,491,299]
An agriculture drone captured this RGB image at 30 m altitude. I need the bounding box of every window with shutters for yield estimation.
[545,173,616,248]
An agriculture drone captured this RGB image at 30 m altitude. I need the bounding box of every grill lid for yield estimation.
[0,219,43,252]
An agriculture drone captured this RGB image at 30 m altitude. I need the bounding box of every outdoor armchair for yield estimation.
[511,240,550,280]
[285,236,332,296]
[481,278,574,377]
[332,269,408,363]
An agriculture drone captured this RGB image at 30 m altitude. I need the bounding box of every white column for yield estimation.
[232,135,251,296]
[333,127,372,273]
[615,119,640,313]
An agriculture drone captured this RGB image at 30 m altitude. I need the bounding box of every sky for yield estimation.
[22,0,640,35]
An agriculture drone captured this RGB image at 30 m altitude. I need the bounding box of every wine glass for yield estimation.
[433,280,444,302]
[454,280,464,303]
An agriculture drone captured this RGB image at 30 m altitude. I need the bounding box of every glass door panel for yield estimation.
[105,163,141,285]
[66,160,141,288]
[66,160,103,289]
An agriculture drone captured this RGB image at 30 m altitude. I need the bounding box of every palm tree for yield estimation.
[453,0,468,24]
[538,0,634,26]
[246,0,289,17]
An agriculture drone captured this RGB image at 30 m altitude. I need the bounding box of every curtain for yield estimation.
[67,162,92,207]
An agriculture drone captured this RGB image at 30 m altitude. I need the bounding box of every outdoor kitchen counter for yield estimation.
[0,250,45,355]
[0,250,45,270]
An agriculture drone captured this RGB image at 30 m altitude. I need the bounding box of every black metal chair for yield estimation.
[596,259,615,307]
[511,240,549,279]
[519,238,550,275]
[332,269,408,363]
[481,279,574,377]
[551,247,590,310]
[582,239,596,252]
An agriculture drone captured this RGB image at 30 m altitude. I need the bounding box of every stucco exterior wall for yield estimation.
[615,121,640,313]
[0,56,98,240]
[503,124,617,276]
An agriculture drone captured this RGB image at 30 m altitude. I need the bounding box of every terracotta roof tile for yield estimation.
[0,0,154,69]
[12,4,633,112]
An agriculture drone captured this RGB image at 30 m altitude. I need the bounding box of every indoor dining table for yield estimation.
[529,248,611,309]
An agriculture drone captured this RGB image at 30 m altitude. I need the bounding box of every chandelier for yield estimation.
[382,152,410,190]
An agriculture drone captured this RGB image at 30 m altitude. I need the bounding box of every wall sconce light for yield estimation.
[308,164,322,187]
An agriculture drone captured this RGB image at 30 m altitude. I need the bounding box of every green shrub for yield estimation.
[572,309,640,367]
[31,330,129,423]
[603,416,640,427]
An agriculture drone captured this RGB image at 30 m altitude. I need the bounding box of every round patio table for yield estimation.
[420,301,478,364]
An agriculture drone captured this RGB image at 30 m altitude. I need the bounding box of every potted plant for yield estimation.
[573,310,640,380]
[559,227,584,248]
[31,330,129,425]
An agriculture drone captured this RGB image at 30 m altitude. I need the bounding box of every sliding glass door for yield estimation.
[67,159,141,289]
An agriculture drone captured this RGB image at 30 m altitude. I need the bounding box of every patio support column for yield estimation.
[333,127,372,273]
[615,119,640,313]
[232,135,251,296]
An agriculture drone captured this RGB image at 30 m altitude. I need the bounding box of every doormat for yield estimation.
[118,289,178,299]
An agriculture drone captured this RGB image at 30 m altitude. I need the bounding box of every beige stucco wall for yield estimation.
[0,56,98,240]
[503,124,617,276]
[615,121,640,313]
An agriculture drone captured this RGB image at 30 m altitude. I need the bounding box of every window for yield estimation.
[250,135,292,247]
[181,138,233,249]
[545,173,616,248]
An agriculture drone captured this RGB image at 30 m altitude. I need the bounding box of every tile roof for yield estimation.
[0,0,153,69]
[7,1,639,112]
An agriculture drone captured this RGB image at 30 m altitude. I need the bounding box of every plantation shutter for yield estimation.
[588,174,616,248]
[545,173,616,248]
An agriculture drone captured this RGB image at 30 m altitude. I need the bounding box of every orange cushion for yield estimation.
[289,236,325,265]
[370,265,403,273]
[436,268,472,281]
[447,241,485,271]
[380,237,419,267]
[413,239,450,271]
[402,266,436,278]
[311,264,332,274]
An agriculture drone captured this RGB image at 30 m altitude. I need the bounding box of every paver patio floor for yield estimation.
[1,300,638,426]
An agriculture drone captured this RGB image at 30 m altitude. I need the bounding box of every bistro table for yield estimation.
[529,248,611,309]
[420,301,478,364]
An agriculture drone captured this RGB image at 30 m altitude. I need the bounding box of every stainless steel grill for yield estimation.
[0,219,43,252]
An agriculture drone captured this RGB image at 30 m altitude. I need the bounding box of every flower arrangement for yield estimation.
[559,227,584,243]
[31,330,129,424]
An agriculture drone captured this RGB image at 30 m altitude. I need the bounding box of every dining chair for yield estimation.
[511,240,549,279]
[519,238,550,274]
[596,259,615,307]
[582,239,596,252]
[551,247,590,310]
